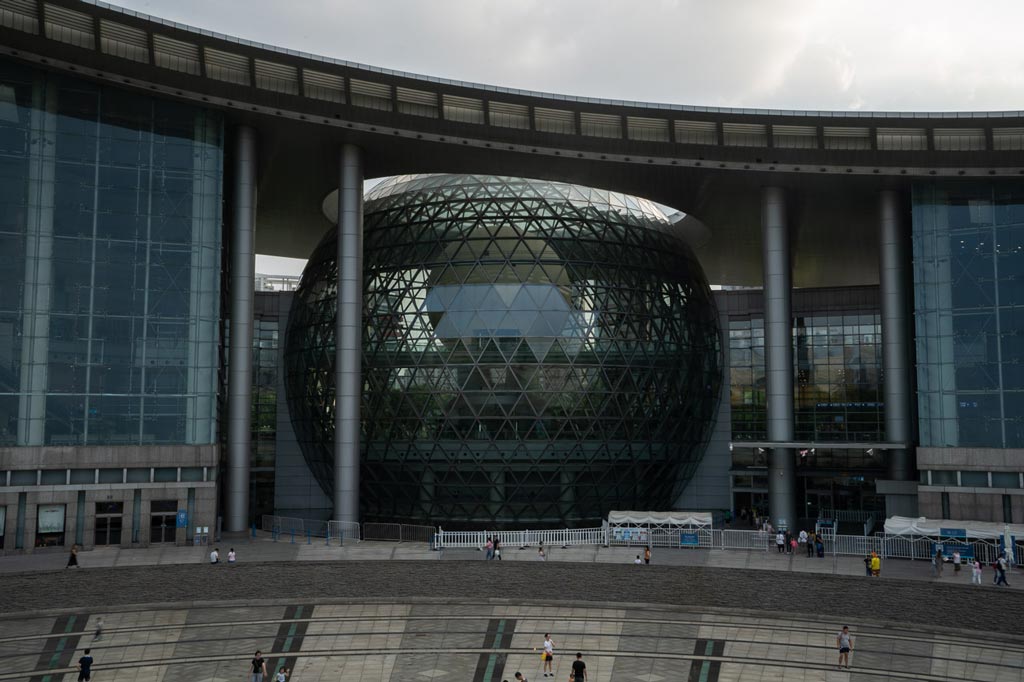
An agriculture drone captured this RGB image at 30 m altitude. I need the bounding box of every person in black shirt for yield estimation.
[249,650,267,682]
[571,652,587,681]
[77,648,93,682]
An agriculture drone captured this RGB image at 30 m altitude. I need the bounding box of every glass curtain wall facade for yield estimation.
[0,63,222,447]
[286,174,721,527]
[913,181,1024,448]
[726,289,885,519]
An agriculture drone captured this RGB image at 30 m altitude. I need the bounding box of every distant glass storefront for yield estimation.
[913,182,1024,448]
[729,313,884,445]
[727,296,886,520]
[0,63,222,446]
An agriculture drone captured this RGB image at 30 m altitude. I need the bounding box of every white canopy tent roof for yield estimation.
[607,511,713,527]
[884,516,1024,540]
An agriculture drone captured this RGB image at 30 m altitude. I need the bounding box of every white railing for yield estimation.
[720,529,771,551]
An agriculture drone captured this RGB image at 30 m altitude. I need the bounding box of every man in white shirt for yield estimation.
[209,547,219,564]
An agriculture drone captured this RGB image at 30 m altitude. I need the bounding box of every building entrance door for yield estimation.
[94,502,123,546]
[149,500,178,543]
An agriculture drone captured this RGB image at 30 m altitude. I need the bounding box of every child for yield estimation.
[276,666,289,682]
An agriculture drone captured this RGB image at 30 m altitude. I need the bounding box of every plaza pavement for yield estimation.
[2,536,1022,681]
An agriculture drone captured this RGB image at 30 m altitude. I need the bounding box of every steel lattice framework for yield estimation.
[285,174,721,527]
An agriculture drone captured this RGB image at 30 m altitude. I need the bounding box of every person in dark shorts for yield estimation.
[77,648,93,681]
[571,652,587,680]
[836,626,853,669]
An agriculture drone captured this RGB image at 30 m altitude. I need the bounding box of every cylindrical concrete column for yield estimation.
[762,186,797,531]
[880,189,913,480]
[225,125,257,532]
[334,144,364,524]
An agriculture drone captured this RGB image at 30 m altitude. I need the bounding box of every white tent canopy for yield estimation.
[884,516,1024,540]
[607,511,713,527]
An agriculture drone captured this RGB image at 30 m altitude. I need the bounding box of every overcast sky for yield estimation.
[114,0,1023,275]
[117,0,1024,112]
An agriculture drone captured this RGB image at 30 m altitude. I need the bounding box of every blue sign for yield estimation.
[680,532,700,547]
[933,542,974,559]
[817,519,834,527]
[176,510,188,528]
[940,528,967,538]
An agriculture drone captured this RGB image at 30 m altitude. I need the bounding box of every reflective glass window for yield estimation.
[0,63,222,447]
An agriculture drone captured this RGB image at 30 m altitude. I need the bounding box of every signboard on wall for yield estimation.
[37,504,65,534]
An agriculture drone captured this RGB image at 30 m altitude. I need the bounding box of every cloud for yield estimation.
[114,0,1024,111]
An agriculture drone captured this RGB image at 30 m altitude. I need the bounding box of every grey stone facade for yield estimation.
[0,444,217,553]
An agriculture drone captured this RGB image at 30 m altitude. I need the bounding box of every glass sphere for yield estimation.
[285,175,721,527]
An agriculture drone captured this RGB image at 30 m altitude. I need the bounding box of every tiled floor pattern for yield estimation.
[0,601,1019,681]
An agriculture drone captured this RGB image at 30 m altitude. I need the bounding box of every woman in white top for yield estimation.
[228,548,237,564]
[971,559,982,585]
[776,532,786,553]
[542,634,554,677]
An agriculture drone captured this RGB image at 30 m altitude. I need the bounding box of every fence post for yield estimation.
[290,529,295,544]
[307,529,312,545]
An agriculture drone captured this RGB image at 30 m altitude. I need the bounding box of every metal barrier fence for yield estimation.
[433,527,606,550]
[362,522,436,543]
[720,529,771,551]
[263,517,1023,564]
[363,522,402,541]
[820,509,875,523]
[262,515,332,539]
[328,520,362,542]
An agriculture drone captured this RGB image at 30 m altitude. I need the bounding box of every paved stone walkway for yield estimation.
[1,560,1023,638]
[0,597,1021,682]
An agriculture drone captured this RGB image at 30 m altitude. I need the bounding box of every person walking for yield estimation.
[494,536,502,560]
[571,652,587,681]
[93,616,103,641]
[798,529,808,553]
[542,633,555,677]
[806,531,816,558]
[644,546,651,565]
[537,547,546,561]
[776,531,785,554]
[228,548,237,564]
[77,648,94,681]
[836,626,853,669]
[933,550,944,578]
[952,550,961,575]
[996,553,1011,586]
[485,536,494,561]
[862,554,872,577]
[784,530,793,554]
[971,558,983,585]
[870,552,880,577]
[66,544,79,569]
[249,650,268,682]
